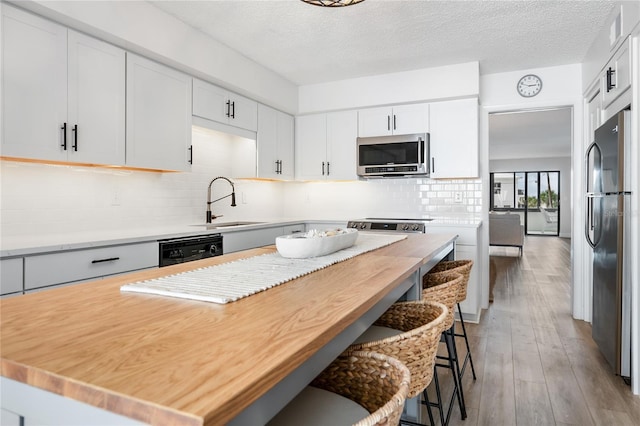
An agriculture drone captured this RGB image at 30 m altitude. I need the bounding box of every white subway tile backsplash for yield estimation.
[2,132,482,237]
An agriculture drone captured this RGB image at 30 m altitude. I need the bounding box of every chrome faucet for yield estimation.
[206,176,236,223]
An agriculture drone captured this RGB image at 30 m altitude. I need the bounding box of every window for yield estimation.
[490,170,560,236]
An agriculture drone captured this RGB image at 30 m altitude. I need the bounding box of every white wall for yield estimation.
[298,61,479,114]
[9,0,298,113]
[479,63,584,317]
[490,157,572,238]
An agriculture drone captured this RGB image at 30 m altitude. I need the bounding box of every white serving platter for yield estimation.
[275,228,358,259]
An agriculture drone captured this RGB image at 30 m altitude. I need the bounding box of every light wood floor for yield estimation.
[425,236,640,426]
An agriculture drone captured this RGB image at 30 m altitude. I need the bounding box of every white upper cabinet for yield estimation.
[1,5,125,165]
[126,53,192,171]
[193,78,258,132]
[2,6,68,161]
[296,111,357,181]
[429,98,479,179]
[601,39,631,110]
[358,103,429,137]
[67,30,125,165]
[257,104,294,180]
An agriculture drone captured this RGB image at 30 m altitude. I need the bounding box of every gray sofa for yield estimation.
[489,212,524,255]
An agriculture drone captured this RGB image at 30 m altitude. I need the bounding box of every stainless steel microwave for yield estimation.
[356,133,430,178]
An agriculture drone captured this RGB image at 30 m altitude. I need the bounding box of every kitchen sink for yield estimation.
[192,221,266,230]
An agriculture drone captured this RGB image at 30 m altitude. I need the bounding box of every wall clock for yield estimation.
[517,74,542,97]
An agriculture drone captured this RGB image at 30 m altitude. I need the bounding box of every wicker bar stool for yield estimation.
[268,350,411,426]
[422,271,466,426]
[346,300,448,426]
[427,260,477,382]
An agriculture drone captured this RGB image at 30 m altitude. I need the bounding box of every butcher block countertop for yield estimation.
[0,233,457,425]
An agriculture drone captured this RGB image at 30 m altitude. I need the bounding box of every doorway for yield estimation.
[490,170,560,236]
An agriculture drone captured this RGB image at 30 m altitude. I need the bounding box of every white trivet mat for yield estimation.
[120,233,407,304]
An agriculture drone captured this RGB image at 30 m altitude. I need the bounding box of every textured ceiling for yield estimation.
[489,108,573,160]
[149,0,616,86]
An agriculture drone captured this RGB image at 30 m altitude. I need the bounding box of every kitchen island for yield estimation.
[0,233,456,425]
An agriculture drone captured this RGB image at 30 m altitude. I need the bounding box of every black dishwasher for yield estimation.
[158,234,223,267]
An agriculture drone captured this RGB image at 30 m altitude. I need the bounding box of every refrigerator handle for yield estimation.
[585,195,596,249]
[584,141,599,249]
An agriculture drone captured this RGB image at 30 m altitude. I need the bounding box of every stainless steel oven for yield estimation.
[158,234,223,267]
[347,218,432,234]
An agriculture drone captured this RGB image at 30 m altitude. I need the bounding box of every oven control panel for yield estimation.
[347,221,425,233]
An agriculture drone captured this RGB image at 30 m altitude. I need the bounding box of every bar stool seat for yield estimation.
[268,351,410,426]
[346,300,448,426]
[426,260,477,383]
[422,271,466,426]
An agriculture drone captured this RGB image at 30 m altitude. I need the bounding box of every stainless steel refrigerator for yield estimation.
[585,109,631,378]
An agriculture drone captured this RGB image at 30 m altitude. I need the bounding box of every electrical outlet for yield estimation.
[454,192,463,203]
[111,187,121,206]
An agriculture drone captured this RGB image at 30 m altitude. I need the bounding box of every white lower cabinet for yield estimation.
[0,258,23,296]
[305,222,348,232]
[24,242,158,291]
[0,408,22,426]
[426,225,481,321]
[223,224,305,253]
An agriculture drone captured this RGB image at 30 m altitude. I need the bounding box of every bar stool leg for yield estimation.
[456,302,477,380]
[423,389,436,426]
[445,325,467,420]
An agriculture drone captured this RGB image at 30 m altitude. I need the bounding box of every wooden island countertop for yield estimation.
[0,233,456,425]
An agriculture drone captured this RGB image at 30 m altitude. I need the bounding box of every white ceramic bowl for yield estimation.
[276,228,358,259]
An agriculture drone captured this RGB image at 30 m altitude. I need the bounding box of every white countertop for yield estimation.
[0,216,481,258]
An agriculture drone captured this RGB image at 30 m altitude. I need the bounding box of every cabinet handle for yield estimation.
[327,161,330,175]
[188,145,193,164]
[322,161,325,175]
[387,115,390,131]
[91,257,120,264]
[72,124,78,151]
[279,160,282,174]
[231,101,235,119]
[225,100,231,117]
[61,122,67,150]
[275,160,279,174]
[393,115,396,130]
[606,67,616,92]
[431,157,435,173]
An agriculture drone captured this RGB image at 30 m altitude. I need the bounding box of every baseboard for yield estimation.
[456,310,481,324]
[559,232,571,238]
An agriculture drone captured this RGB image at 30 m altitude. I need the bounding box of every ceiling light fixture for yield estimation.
[300,0,365,7]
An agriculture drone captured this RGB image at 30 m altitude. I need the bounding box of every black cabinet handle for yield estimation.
[431,157,435,173]
[387,115,390,131]
[225,100,231,117]
[275,160,279,174]
[322,161,325,175]
[188,145,193,164]
[393,115,396,130]
[327,161,330,176]
[72,124,78,151]
[61,122,67,150]
[231,101,235,119]
[606,67,616,92]
[91,257,120,264]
